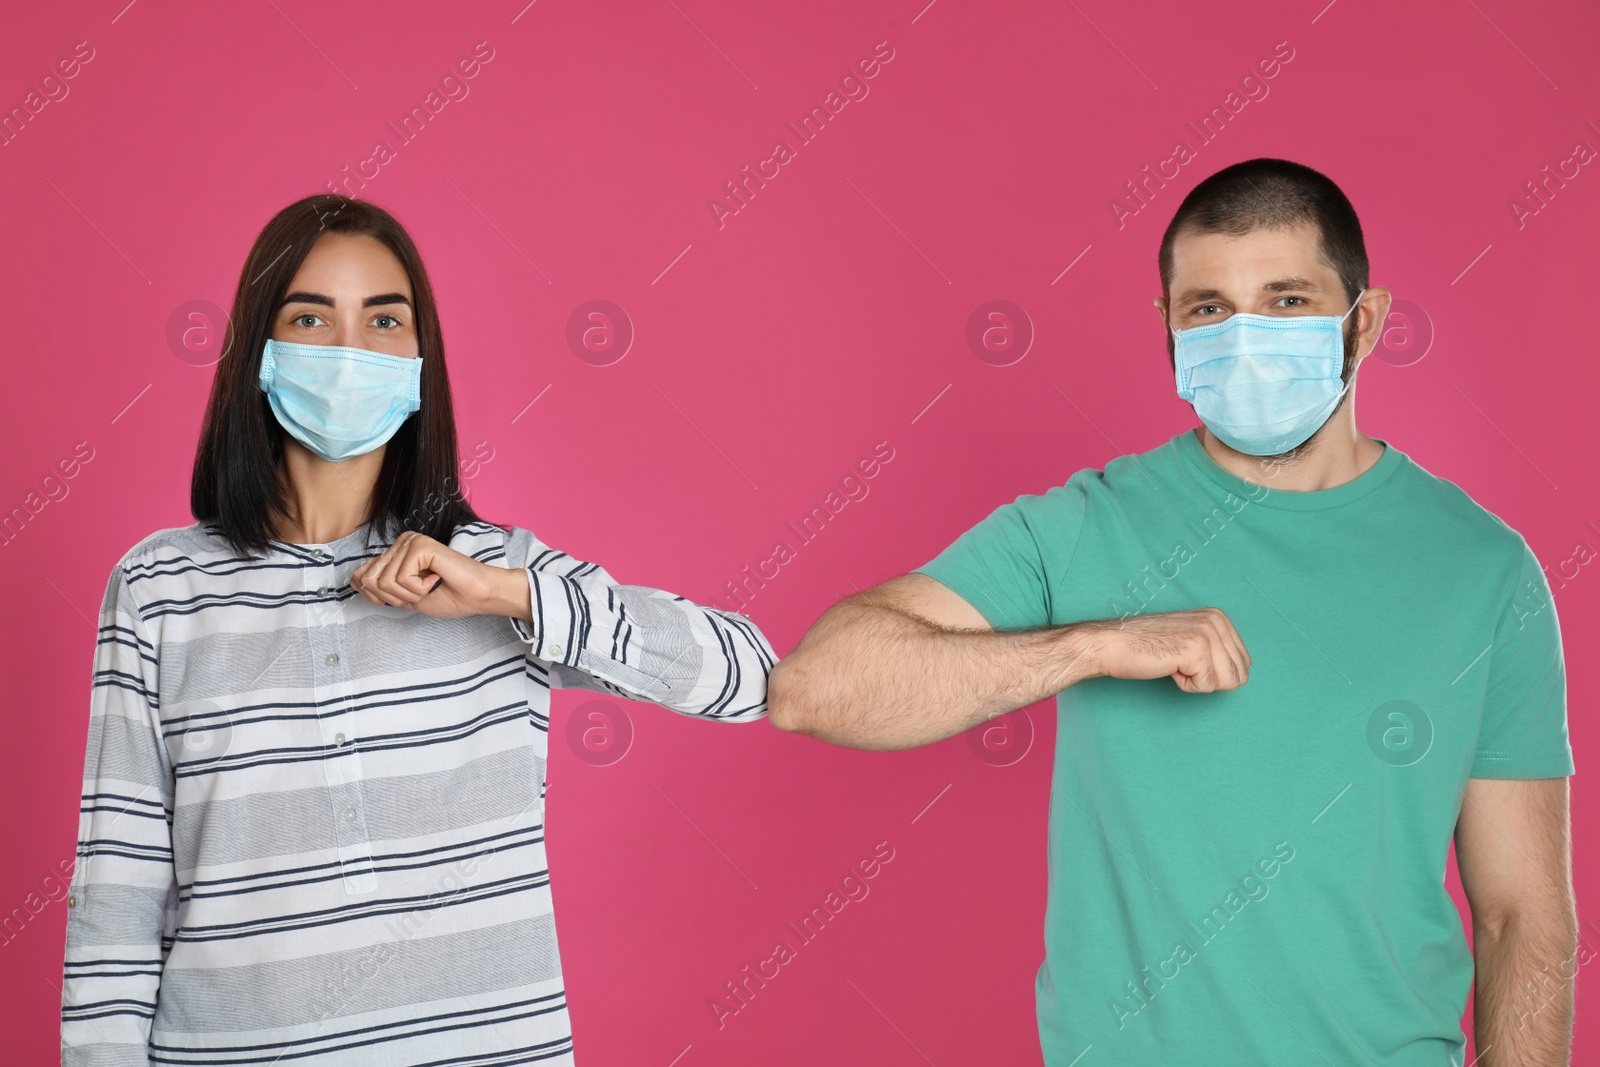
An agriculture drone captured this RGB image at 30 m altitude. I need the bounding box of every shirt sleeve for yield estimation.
[61,562,178,1065]
[501,526,775,722]
[1469,539,1574,779]
[911,478,1090,631]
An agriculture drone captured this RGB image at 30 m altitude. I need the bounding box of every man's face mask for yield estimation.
[1169,288,1367,457]
[258,338,423,462]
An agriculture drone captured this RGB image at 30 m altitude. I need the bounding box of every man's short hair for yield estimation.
[1159,158,1370,308]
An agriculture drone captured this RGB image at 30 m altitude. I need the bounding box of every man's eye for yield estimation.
[1277,296,1305,308]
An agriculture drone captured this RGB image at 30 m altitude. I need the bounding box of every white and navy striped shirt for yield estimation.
[61,517,774,1066]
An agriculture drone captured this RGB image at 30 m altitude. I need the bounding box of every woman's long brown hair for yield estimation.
[191,194,490,558]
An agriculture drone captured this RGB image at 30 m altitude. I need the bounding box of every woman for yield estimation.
[60,194,775,1065]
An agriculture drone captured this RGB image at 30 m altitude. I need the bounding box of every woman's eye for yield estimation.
[294,313,321,328]
[374,315,400,329]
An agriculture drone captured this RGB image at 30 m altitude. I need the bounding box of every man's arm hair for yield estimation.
[767,573,1101,750]
[1455,776,1578,1067]
[770,572,1253,750]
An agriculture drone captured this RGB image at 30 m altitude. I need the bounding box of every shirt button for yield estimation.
[67,894,77,908]
[319,586,332,597]
[343,807,357,821]
[548,643,564,658]
[325,652,340,666]
[311,548,326,560]
[334,732,347,746]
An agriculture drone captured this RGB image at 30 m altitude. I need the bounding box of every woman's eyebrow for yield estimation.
[280,291,333,308]
[278,291,413,308]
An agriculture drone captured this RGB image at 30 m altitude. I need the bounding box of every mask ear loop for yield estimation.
[1341,286,1370,360]
[1327,287,1370,408]
[1340,287,1368,323]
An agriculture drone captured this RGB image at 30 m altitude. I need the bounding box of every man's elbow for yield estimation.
[1473,901,1578,945]
[766,658,819,735]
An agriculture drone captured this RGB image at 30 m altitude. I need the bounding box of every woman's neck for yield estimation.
[273,438,386,544]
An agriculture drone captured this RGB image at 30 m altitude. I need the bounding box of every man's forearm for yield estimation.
[769,598,1100,750]
[1471,914,1578,1066]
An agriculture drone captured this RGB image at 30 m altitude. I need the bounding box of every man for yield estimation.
[768,158,1577,1066]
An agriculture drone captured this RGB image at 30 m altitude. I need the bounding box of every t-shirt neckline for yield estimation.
[1173,428,1404,511]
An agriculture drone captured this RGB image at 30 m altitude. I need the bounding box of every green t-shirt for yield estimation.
[914,429,1573,1066]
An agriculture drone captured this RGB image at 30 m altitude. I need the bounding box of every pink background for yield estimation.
[3,0,1596,1063]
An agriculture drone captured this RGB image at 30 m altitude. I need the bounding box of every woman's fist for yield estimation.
[349,530,521,620]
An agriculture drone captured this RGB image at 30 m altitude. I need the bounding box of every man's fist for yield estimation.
[1080,607,1251,693]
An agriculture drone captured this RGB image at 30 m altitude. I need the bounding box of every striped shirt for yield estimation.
[61,517,775,1066]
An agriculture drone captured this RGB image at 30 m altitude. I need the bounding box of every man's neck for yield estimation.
[1196,419,1385,493]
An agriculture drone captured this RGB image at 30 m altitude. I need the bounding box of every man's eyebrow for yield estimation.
[278,291,413,308]
[1172,277,1324,305]
[1173,287,1226,306]
[1260,276,1322,294]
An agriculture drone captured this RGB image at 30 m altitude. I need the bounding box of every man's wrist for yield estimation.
[1052,622,1107,689]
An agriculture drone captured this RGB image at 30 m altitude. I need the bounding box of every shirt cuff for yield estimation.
[509,567,589,667]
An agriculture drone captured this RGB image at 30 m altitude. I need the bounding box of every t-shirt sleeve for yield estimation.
[1469,540,1574,778]
[911,478,1089,631]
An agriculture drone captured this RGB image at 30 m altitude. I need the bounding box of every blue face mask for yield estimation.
[258,339,423,462]
[1170,288,1367,456]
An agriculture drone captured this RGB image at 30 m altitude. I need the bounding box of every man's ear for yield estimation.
[1350,287,1393,364]
[1153,296,1169,325]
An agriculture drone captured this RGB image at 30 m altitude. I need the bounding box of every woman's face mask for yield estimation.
[258,338,423,462]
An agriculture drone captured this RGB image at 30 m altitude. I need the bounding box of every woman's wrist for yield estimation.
[486,564,534,621]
